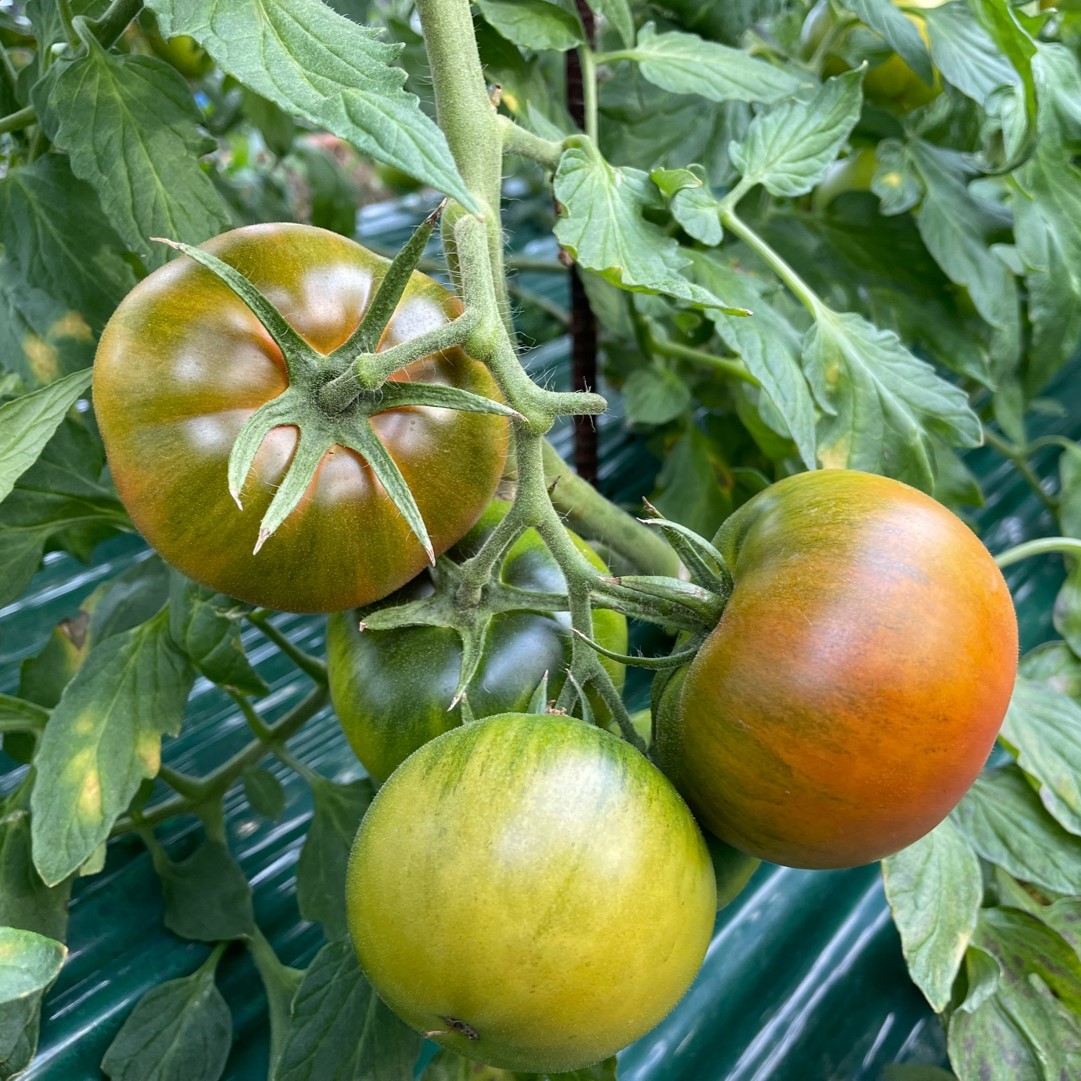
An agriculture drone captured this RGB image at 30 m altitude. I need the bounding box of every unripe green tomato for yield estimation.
[346,712,717,1073]
[139,13,212,79]
[656,469,1019,869]
[326,501,628,783]
[812,146,879,211]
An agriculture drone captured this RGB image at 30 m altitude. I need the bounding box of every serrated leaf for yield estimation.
[998,677,1081,836]
[0,812,71,943]
[882,819,982,1012]
[0,369,91,507]
[46,41,232,269]
[0,156,137,333]
[168,577,267,696]
[148,0,476,212]
[804,308,982,490]
[554,144,743,312]
[584,0,633,47]
[0,928,66,1004]
[274,940,420,1081]
[30,609,196,886]
[924,3,1016,105]
[475,0,584,52]
[624,366,691,426]
[952,766,1081,895]
[296,777,375,941]
[101,959,232,1081]
[0,989,42,1080]
[626,23,805,105]
[158,840,255,943]
[243,767,286,821]
[730,71,863,197]
[841,0,933,82]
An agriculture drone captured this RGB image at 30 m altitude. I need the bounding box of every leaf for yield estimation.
[0,369,92,507]
[730,71,864,197]
[998,677,1081,836]
[46,40,232,269]
[924,3,1017,105]
[1019,641,1081,703]
[625,23,806,105]
[0,418,130,611]
[243,767,286,821]
[101,957,232,1081]
[148,0,477,212]
[274,940,421,1081]
[652,425,733,537]
[0,155,137,333]
[624,366,691,426]
[804,309,982,490]
[952,766,1081,895]
[689,252,817,469]
[842,0,933,82]
[882,819,982,1012]
[0,928,66,1004]
[30,609,196,886]
[881,1067,957,1081]
[475,0,584,52]
[295,777,375,942]
[554,143,744,313]
[0,990,43,1080]
[168,577,267,696]
[158,840,255,943]
[0,811,71,943]
[583,0,633,48]
[422,1051,516,1080]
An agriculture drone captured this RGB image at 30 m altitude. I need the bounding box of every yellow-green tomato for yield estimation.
[346,713,717,1073]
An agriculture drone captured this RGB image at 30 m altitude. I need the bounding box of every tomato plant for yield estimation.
[656,470,1019,869]
[326,500,627,782]
[92,223,509,614]
[345,711,717,1074]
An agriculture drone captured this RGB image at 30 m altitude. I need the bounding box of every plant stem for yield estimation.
[649,335,759,386]
[995,537,1081,570]
[499,116,565,169]
[579,46,599,141]
[246,611,327,685]
[0,106,36,137]
[983,430,1057,515]
[87,0,142,48]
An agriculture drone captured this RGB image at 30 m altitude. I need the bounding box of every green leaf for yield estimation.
[168,577,267,696]
[0,990,43,1080]
[243,767,286,821]
[422,1051,516,1080]
[0,928,66,1004]
[880,1067,957,1081]
[952,766,1081,895]
[46,40,232,269]
[101,956,232,1081]
[730,71,863,197]
[0,418,130,611]
[0,155,137,333]
[882,819,982,1012]
[148,0,477,212]
[673,190,723,247]
[1019,641,1081,702]
[841,0,933,83]
[968,0,1038,151]
[924,3,1017,105]
[274,940,421,1081]
[689,252,817,469]
[804,309,982,490]
[0,369,92,507]
[554,144,745,313]
[30,609,196,886]
[624,23,806,105]
[624,366,691,426]
[583,0,633,48]
[998,677,1081,836]
[157,840,255,943]
[0,811,71,943]
[475,0,584,52]
[295,777,375,942]
[652,425,732,537]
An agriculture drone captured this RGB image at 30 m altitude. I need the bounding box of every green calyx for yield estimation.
[153,222,517,559]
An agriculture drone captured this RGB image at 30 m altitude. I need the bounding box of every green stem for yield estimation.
[579,46,599,141]
[0,106,36,137]
[87,0,143,48]
[0,715,46,736]
[650,336,759,386]
[499,115,565,169]
[995,537,1081,570]
[984,430,1058,515]
[158,765,205,800]
[246,611,328,685]
[57,0,81,48]
[232,690,318,782]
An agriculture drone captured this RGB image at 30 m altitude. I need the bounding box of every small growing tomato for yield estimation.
[93,223,508,613]
[346,712,717,1073]
[326,501,627,783]
[656,470,1018,869]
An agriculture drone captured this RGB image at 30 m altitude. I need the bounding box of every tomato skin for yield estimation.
[346,712,717,1073]
[93,223,508,613]
[656,469,1018,869]
[326,501,627,783]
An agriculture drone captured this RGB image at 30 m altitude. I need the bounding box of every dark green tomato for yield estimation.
[93,224,509,613]
[326,501,628,783]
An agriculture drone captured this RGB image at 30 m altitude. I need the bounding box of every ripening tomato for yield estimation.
[326,500,628,783]
[93,223,508,613]
[346,712,717,1073]
[656,470,1018,869]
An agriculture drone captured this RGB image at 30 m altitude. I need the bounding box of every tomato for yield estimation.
[326,500,627,783]
[656,469,1018,869]
[812,146,879,211]
[138,12,213,79]
[346,712,717,1073]
[93,223,508,613]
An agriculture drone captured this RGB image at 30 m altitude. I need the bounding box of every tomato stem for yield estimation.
[995,536,1081,569]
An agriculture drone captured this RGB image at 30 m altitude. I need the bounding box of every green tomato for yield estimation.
[346,712,717,1073]
[656,469,1018,869]
[326,500,628,783]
